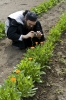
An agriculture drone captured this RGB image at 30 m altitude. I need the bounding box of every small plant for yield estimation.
[0,22,5,38]
[60,58,66,65]
[0,77,21,100]
[16,58,45,83]
[56,89,64,94]
[15,72,37,98]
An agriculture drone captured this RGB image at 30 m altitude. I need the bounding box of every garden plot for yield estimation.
[0,0,66,100]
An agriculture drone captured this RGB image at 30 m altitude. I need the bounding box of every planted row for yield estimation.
[31,0,63,15]
[0,12,66,100]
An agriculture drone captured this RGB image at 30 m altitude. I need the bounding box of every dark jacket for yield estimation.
[7,18,45,49]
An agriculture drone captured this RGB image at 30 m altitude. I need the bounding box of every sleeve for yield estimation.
[34,21,43,33]
[34,21,45,41]
[7,19,22,41]
[18,35,23,41]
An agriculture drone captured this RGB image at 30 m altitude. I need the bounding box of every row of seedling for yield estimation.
[0,11,66,100]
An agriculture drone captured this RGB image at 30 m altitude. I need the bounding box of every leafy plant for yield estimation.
[60,58,66,65]
[0,22,5,38]
[0,77,21,100]
[14,72,37,98]
[16,58,45,83]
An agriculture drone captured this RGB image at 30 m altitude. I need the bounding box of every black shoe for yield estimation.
[12,45,20,50]
[12,41,26,50]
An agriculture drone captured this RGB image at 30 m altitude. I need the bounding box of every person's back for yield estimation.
[5,10,24,34]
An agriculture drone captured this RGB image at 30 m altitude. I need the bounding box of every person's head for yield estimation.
[23,10,38,29]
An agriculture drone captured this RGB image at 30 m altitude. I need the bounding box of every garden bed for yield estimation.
[0,0,66,100]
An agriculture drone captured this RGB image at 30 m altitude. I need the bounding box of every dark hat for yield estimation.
[25,11,37,21]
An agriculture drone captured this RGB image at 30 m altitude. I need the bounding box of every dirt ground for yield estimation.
[0,0,66,100]
[0,0,48,22]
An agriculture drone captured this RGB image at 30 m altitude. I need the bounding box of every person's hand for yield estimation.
[22,31,35,39]
[36,31,43,39]
[22,31,43,39]
[26,31,35,38]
